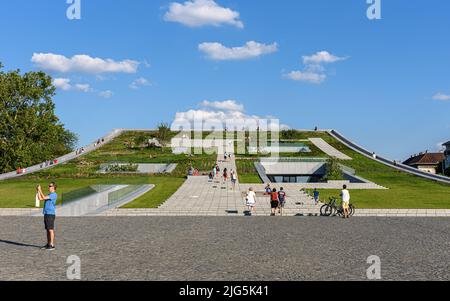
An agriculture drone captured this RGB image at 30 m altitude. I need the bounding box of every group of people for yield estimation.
[245,185,287,216]
[75,147,85,155]
[39,159,58,169]
[209,163,237,190]
[17,137,104,176]
[17,158,60,174]
[94,138,105,147]
[188,166,200,177]
[223,152,232,161]
[245,184,351,218]
[268,186,287,216]
[16,167,27,174]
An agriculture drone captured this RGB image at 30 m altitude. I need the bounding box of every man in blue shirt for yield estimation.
[37,182,58,251]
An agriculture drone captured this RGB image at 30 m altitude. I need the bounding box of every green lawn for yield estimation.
[121,177,185,208]
[0,176,185,209]
[33,131,217,179]
[235,159,262,184]
[305,179,450,209]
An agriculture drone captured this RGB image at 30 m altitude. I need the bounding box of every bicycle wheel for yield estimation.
[349,205,355,216]
[320,204,333,216]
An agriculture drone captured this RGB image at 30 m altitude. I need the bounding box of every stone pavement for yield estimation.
[309,138,352,160]
[4,206,449,217]
[1,217,449,281]
[0,209,41,216]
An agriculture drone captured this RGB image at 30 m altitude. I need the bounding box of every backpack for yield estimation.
[278,191,286,202]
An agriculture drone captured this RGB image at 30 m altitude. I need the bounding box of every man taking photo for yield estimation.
[37,183,58,251]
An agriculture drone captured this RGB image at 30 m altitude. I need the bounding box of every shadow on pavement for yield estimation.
[0,239,41,249]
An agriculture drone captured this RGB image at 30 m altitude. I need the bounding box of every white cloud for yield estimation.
[164,0,243,28]
[199,41,278,61]
[99,90,114,99]
[53,78,72,91]
[285,50,347,84]
[130,77,151,89]
[74,84,92,92]
[199,100,244,112]
[284,71,326,84]
[302,51,348,65]
[432,93,450,101]
[172,100,288,130]
[52,78,92,92]
[32,53,139,74]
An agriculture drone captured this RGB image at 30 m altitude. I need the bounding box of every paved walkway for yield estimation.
[5,207,449,217]
[98,150,319,216]
[1,217,449,280]
[100,152,323,217]
[309,138,352,160]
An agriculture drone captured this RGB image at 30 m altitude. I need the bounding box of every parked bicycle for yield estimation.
[320,197,355,217]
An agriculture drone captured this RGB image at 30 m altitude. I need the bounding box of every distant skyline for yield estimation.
[1,0,449,160]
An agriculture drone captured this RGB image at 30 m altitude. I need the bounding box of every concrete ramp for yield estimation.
[34,185,154,217]
[309,138,352,160]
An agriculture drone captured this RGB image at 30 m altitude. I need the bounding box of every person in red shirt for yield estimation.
[270,188,279,216]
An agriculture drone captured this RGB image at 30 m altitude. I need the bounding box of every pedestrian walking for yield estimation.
[212,165,217,179]
[278,187,286,216]
[313,188,320,205]
[231,170,237,190]
[223,168,228,183]
[216,164,220,176]
[270,188,279,216]
[264,184,271,195]
[245,187,257,215]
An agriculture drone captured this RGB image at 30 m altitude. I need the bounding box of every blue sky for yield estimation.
[1,0,449,160]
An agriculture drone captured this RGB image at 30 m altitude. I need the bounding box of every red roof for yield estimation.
[403,153,445,166]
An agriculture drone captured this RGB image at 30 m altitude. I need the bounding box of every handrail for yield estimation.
[329,130,450,184]
[0,128,154,181]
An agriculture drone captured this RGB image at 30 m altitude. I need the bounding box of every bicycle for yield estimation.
[320,197,355,217]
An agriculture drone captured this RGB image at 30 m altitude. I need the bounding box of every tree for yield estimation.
[445,166,450,177]
[324,157,343,181]
[155,122,171,146]
[0,63,77,173]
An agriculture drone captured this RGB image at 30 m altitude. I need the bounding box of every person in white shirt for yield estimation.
[246,187,257,215]
[340,185,351,219]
